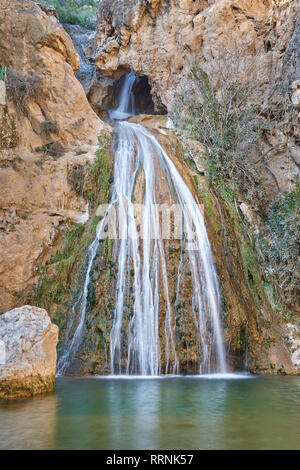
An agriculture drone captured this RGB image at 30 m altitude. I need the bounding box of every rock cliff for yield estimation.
[81,0,300,374]
[89,0,300,193]
[0,0,110,312]
[0,0,102,150]
[63,22,114,118]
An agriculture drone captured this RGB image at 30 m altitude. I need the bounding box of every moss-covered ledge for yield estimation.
[0,374,55,400]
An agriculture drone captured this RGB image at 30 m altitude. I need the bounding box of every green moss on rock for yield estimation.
[0,374,55,400]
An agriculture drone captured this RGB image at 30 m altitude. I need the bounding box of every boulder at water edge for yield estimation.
[0,306,58,399]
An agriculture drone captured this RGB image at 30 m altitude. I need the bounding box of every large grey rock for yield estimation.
[0,305,58,399]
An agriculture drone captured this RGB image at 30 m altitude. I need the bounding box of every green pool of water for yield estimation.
[1,375,300,449]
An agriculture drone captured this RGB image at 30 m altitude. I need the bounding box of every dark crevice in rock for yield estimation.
[111,73,167,115]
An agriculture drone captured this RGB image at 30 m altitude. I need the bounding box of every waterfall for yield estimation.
[109,71,136,120]
[108,122,226,375]
[56,71,137,375]
[56,207,112,375]
[57,72,226,376]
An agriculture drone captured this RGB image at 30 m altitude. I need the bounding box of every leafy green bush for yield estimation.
[171,65,262,203]
[37,0,98,29]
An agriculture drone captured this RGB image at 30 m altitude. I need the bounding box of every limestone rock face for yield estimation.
[0,148,100,313]
[90,0,269,108]
[90,0,300,192]
[0,0,111,312]
[0,305,58,399]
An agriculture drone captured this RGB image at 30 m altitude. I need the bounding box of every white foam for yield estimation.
[91,372,252,380]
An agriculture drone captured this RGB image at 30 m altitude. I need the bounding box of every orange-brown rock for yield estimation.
[0,0,105,151]
[0,146,100,313]
[90,0,300,192]
[90,0,271,108]
[0,0,111,312]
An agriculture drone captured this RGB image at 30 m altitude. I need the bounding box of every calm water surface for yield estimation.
[1,375,300,449]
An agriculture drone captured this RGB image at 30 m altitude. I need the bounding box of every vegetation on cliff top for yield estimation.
[36,0,99,29]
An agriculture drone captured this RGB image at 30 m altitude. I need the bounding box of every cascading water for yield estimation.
[109,71,136,120]
[57,72,226,376]
[56,207,112,375]
[109,122,226,375]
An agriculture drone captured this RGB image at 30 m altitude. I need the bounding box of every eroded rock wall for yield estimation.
[0,0,111,312]
[90,0,300,192]
[90,0,270,107]
[63,23,114,118]
[0,0,102,150]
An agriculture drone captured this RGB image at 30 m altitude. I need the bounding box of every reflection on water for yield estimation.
[0,392,57,450]
[1,376,300,449]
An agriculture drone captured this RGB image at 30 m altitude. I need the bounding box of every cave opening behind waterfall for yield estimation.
[111,73,163,116]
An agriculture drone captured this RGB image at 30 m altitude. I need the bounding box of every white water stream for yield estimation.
[57,73,226,376]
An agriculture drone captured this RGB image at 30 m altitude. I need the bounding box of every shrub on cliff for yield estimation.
[171,61,262,205]
[41,120,60,135]
[5,70,42,117]
[260,182,300,305]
